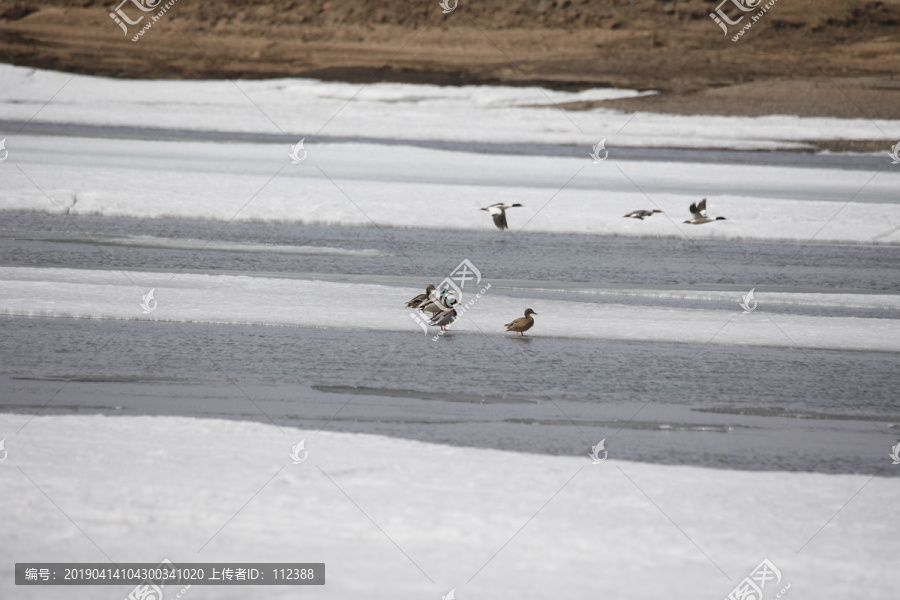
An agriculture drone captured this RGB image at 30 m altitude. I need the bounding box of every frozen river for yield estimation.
[1,66,899,600]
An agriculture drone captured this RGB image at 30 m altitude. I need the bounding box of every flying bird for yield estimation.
[683,198,726,224]
[406,284,436,309]
[623,209,663,220]
[505,308,537,337]
[480,203,523,230]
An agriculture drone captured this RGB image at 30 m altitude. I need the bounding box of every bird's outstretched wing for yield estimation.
[492,211,508,230]
[689,199,707,219]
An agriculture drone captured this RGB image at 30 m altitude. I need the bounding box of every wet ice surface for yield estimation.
[2,317,896,476]
[1,212,898,476]
[3,213,900,290]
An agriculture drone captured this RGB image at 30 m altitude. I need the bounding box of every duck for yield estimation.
[429,307,458,331]
[418,288,456,317]
[406,284,436,309]
[505,308,537,337]
[683,198,726,224]
[480,203,523,230]
[623,209,663,220]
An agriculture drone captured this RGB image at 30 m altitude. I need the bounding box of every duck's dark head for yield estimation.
[716,216,727,220]
[512,203,523,207]
[426,284,436,292]
[524,308,537,317]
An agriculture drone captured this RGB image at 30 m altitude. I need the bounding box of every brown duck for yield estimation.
[406,284,436,309]
[505,308,537,337]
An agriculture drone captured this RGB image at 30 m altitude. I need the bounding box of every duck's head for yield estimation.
[524,308,537,317]
[512,203,523,207]
[716,216,727,220]
[426,284,436,292]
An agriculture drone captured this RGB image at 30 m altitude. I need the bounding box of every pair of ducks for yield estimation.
[624,198,727,225]
[407,284,459,330]
[406,284,537,336]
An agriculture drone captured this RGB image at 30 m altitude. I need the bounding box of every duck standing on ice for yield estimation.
[683,198,726,224]
[406,284,436,309]
[418,286,452,317]
[429,296,459,331]
[428,304,458,331]
[505,308,537,337]
[480,203,523,230]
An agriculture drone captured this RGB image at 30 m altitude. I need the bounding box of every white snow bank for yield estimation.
[3,136,900,245]
[0,414,896,599]
[1,267,898,353]
[2,64,899,149]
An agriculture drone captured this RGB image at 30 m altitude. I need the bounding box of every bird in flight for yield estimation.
[623,209,663,220]
[683,198,726,224]
[480,203,523,230]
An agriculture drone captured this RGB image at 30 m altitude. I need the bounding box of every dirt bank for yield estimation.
[1,0,899,120]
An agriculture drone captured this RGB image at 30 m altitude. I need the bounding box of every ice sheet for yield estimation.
[1,267,897,352]
[0,414,896,599]
[3,136,900,245]
[2,64,899,149]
